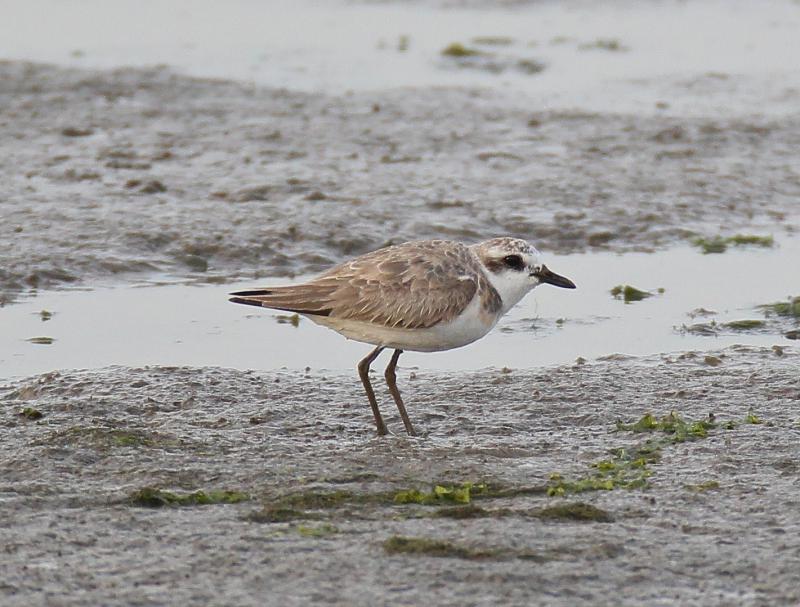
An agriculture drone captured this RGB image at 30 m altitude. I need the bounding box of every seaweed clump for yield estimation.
[547,442,660,496]
[275,313,300,327]
[723,319,766,331]
[394,482,487,505]
[129,487,249,508]
[693,234,774,254]
[758,296,800,319]
[610,285,653,303]
[536,502,613,522]
[18,407,43,419]
[616,412,715,441]
[441,43,481,57]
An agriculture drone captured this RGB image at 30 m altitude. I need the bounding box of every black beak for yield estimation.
[531,264,576,289]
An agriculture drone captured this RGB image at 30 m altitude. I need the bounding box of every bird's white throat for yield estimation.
[482,265,539,315]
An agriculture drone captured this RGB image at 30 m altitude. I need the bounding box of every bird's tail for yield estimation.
[228,285,335,316]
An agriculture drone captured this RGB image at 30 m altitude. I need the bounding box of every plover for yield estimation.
[229,237,575,436]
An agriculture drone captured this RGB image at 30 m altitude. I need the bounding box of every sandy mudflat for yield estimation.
[2,346,799,606]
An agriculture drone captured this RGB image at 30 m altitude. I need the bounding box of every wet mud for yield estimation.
[2,60,798,302]
[2,346,799,606]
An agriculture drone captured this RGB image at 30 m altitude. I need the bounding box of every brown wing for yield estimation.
[229,240,480,329]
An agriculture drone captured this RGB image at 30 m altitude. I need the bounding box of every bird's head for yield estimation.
[471,237,576,313]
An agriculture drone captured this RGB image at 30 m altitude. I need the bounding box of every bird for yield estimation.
[229,237,575,436]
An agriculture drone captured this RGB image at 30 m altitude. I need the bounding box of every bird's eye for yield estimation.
[502,255,524,271]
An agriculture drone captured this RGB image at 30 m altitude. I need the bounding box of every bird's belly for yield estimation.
[306,296,498,353]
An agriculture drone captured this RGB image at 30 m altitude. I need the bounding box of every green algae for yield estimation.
[616,412,715,442]
[686,481,720,492]
[723,319,766,331]
[626,411,768,434]
[268,483,491,513]
[547,442,659,497]
[536,502,614,522]
[727,234,774,247]
[694,236,728,254]
[275,313,300,327]
[441,43,481,57]
[693,234,774,254]
[394,482,487,505]
[250,482,548,525]
[431,502,614,523]
[547,411,760,497]
[393,482,548,505]
[252,481,592,525]
[129,487,250,508]
[610,284,653,303]
[383,536,501,559]
[18,407,43,420]
[758,296,800,319]
[744,412,763,425]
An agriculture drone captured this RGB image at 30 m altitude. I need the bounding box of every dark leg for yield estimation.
[357,346,387,436]
[384,349,416,437]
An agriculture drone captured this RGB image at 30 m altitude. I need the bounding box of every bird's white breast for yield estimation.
[306,293,499,353]
[422,294,500,351]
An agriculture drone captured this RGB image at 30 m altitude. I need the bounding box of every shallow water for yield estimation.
[2,0,799,116]
[2,240,796,380]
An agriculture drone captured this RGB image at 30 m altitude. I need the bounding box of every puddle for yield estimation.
[2,241,796,380]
